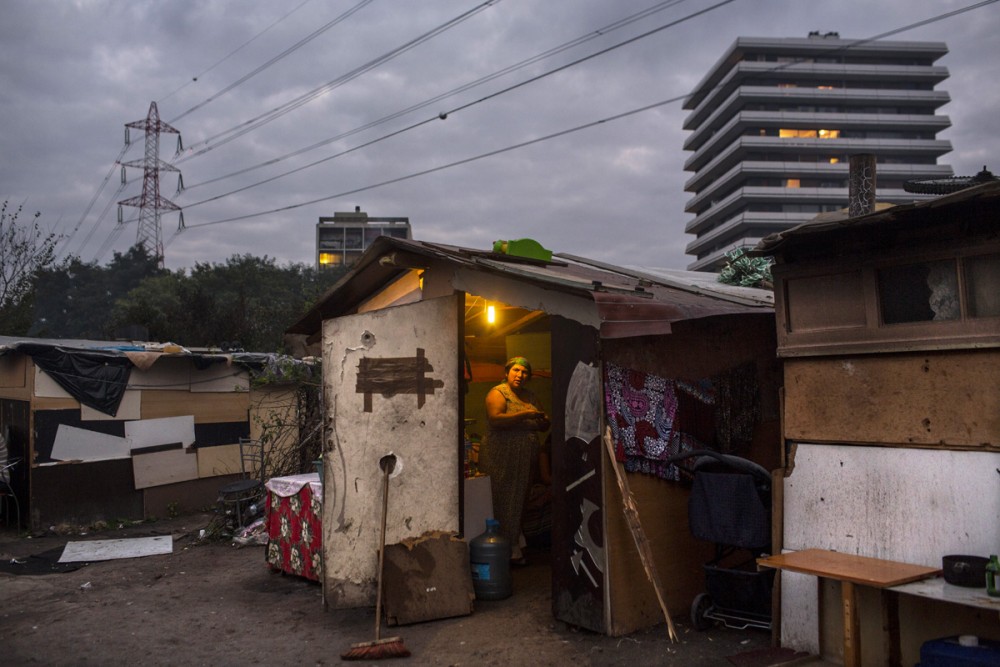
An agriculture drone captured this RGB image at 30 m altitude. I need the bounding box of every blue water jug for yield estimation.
[469,518,512,600]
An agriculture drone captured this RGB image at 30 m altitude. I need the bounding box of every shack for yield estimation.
[0,337,308,530]
[287,237,779,635]
[755,180,1000,664]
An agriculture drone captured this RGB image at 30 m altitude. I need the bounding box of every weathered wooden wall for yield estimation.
[784,350,1000,449]
[0,353,301,529]
[601,312,780,634]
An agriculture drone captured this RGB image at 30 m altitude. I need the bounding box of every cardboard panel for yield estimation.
[190,362,249,393]
[783,351,1000,447]
[125,415,195,450]
[382,532,474,626]
[140,389,249,423]
[132,446,199,489]
[197,443,241,478]
[51,424,131,462]
[82,390,141,421]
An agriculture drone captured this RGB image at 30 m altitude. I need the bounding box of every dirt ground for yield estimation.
[0,513,781,666]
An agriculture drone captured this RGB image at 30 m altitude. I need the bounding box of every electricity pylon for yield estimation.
[118,101,183,267]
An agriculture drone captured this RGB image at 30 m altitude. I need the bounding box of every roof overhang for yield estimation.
[287,237,774,341]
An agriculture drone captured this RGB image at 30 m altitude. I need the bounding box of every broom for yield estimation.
[342,453,410,660]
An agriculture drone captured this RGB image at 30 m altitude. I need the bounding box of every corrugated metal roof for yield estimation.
[754,180,1000,256]
[287,237,773,339]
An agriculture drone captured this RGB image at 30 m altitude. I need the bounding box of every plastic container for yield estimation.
[469,518,512,600]
[918,635,1000,666]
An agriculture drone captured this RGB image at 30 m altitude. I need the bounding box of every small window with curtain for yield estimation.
[878,260,960,324]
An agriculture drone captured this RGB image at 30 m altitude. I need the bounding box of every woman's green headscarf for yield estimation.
[504,356,532,379]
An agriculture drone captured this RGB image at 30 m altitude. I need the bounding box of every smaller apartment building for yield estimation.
[682,33,954,271]
[316,207,411,269]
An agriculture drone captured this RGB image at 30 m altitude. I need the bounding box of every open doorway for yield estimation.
[461,293,554,595]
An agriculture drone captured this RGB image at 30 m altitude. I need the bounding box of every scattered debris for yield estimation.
[232,518,267,547]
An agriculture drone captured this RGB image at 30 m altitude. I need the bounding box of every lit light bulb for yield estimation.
[486,304,496,324]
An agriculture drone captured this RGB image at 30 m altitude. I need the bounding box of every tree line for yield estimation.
[0,201,346,352]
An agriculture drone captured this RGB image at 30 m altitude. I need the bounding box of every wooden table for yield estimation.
[758,549,941,667]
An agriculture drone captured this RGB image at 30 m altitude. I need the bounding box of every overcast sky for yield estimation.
[1,0,998,272]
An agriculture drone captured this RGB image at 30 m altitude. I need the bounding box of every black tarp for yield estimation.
[18,344,133,417]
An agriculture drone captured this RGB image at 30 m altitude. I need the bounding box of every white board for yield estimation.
[125,415,195,451]
[784,443,1000,564]
[59,535,173,562]
[33,366,74,399]
[50,425,130,462]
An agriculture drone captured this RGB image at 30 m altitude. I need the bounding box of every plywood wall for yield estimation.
[783,349,1000,449]
[601,313,781,634]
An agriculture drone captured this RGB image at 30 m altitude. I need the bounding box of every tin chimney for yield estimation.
[848,153,877,217]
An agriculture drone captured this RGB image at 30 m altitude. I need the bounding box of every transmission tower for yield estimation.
[118,101,183,267]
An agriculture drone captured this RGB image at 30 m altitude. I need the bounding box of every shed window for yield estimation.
[878,260,959,324]
[966,253,1000,318]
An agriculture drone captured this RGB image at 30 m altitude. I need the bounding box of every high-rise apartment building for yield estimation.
[682,33,953,271]
[316,207,411,269]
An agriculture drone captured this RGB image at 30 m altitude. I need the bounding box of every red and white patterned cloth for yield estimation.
[265,473,323,581]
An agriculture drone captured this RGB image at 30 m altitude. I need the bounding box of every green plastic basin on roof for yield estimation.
[491,238,552,262]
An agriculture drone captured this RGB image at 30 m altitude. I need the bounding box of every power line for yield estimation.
[182,0,695,192]
[76,1,325,261]
[167,0,373,124]
[171,0,997,237]
[158,0,317,106]
[175,0,502,161]
[179,0,734,209]
[57,145,130,260]
[82,0,650,260]
[173,95,686,233]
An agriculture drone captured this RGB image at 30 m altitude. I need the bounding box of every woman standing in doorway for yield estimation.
[479,356,550,565]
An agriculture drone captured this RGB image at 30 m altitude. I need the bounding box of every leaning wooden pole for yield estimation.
[603,426,679,642]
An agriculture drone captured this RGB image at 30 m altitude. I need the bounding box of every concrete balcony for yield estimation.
[684,135,952,176]
[683,85,950,132]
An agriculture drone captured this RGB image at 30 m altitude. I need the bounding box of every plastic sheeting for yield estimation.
[18,344,132,417]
